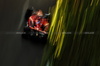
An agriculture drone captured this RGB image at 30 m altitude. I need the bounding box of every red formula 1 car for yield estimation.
[22,8,50,39]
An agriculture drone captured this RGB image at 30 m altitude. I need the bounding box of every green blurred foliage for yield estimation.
[41,0,100,66]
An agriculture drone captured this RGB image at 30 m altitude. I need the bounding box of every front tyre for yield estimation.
[22,27,30,39]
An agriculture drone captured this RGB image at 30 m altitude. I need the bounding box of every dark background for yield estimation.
[0,0,56,66]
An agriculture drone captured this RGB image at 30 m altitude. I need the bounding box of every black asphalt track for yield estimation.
[0,0,56,66]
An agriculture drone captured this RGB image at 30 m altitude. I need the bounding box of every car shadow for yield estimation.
[21,35,47,46]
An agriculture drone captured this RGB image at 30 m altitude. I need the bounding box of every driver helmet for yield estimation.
[37,10,43,17]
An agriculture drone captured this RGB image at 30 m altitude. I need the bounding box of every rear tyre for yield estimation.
[25,9,33,21]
